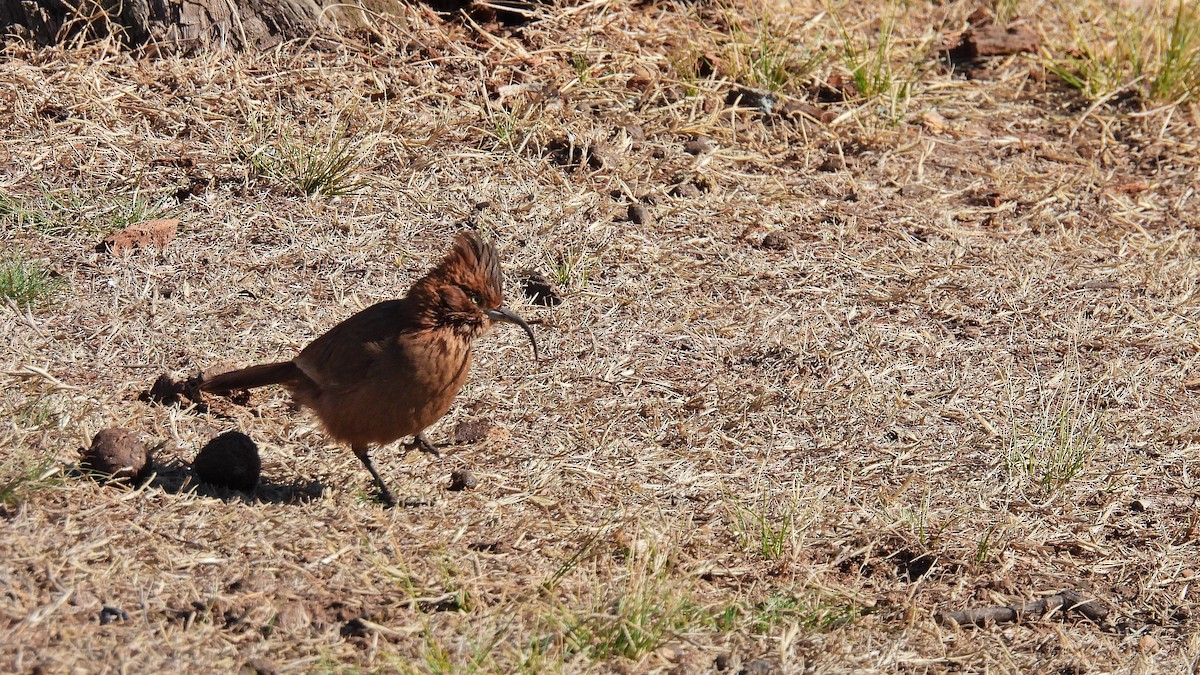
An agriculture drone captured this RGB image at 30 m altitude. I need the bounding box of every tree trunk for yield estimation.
[0,0,400,51]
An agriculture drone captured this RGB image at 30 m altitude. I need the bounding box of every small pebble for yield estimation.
[628,203,655,225]
[759,231,793,251]
[519,271,563,307]
[97,219,178,255]
[98,605,129,625]
[448,468,477,491]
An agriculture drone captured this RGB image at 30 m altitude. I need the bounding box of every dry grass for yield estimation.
[2,0,1200,672]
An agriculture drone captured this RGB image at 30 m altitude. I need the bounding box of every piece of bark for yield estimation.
[944,23,1039,63]
[98,219,179,255]
[1,0,395,52]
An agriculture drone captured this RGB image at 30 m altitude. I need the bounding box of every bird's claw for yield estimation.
[409,435,442,458]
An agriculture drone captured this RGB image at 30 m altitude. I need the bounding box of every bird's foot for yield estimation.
[407,434,443,459]
[376,487,397,509]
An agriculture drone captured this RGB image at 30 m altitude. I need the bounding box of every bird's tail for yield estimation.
[200,362,300,393]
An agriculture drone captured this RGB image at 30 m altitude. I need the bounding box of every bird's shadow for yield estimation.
[143,457,327,506]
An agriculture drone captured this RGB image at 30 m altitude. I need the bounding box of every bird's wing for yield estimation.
[293,299,416,394]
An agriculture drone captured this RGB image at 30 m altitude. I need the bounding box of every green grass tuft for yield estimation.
[1006,372,1105,496]
[1048,0,1200,103]
[563,542,702,660]
[0,257,65,307]
[0,459,58,511]
[835,5,929,112]
[724,591,861,634]
[248,122,370,199]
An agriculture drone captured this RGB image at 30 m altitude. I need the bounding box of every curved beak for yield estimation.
[485,306,540,361]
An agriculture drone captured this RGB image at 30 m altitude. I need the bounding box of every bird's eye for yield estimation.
[468,292,483,306]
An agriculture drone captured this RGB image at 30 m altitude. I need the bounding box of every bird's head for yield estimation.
[410,232,539,360]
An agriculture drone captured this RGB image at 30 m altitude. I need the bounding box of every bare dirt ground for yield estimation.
[2,1,1200,672]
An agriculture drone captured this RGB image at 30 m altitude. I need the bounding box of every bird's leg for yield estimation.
[407,433,442,458]
[352,445,396,508]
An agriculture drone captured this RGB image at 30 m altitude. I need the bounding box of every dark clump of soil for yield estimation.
[452,419,493,444]
[193,431,261,492]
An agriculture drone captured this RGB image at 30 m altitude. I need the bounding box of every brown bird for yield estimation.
[200,232,538,506]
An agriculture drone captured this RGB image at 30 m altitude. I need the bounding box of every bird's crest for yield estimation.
[412,231,505,310]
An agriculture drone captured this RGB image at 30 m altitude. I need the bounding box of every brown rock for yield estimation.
[194,431,261,491]
[970,23,1039,57]
[98,219,179,255]
[82,428,151,483]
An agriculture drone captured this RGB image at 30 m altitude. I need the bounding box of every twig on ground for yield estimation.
[934,589,1109,627]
